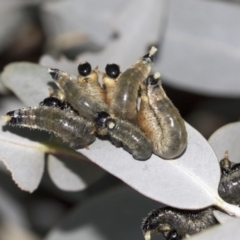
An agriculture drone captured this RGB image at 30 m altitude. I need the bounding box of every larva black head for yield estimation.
[94,112,110,127]
[48,68,59,80]
[105,64,120,78]
[166,230,182,240]
[39,97,62,108]
[146,74,159,86]
[6,110,22,124]
[78,62,92,76]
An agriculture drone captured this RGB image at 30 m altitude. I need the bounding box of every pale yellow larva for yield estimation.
[4,106,96,148]
[102,63,121,105]
[138,72,187,159]
[77,62,106,103]
[110,46,157,122]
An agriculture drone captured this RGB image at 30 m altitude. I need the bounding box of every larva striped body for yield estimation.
[102,63,120,105]
[95,112,152,160]
[110,46,157,122]
[138,73,187,159]
[4,106,96,148]
[77,62,106,104]
[142,207,217,240]
[48,68,108,121]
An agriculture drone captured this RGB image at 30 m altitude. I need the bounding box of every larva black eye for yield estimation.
[166,230,182,240]
[78,62,91,76]
[40,97,62,108]
[94,111,110,127]
[105,64,120,78]
[6,110,21,124]
[48,68,60,80]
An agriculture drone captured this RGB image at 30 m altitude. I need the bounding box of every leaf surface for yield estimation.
[1,62,52,106]
[209,122,240,163]
[80,123,221,209]
[47,154,105,192]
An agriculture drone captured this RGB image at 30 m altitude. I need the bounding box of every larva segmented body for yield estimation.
[48,68,108,121]
[142,207,217,240]
[218,151,240,205]
[110,46,157,122]
[102,63,121,105]
[77,62,106,103]
[138,72,187,159]
[4,106,96,148]
[95,112,152,160]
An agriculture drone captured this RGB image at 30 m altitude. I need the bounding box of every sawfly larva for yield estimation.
[138,72,187,159]
[142,151,240,240]
[102,63,120,105]
[77,62,106,103]
[48,68,108,121]
[3,106,96,148]
[95,111,152,160]
[142,207,217,240]
[110,46,157,122]
[218,151,240,205]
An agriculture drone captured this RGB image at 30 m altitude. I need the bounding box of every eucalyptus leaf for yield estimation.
[0,122,46,192]
[79,123,221,209]
[47,154,105,192]
[45,185,165,240]
[1,62,52,106]
[156,0,240,96]
[40,0,167,71]
[41,0,115,52]
[208,122,240,163]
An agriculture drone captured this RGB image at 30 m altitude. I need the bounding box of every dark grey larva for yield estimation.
[48,68,108,121]
[142,153,240,240]
[95,112,152,160]
[218,152,240,206]
[142,207,217,240]
[5,106,96,148]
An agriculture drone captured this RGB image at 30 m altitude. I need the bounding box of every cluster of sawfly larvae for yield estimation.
[142,151,240,240]
[3,46,187,160]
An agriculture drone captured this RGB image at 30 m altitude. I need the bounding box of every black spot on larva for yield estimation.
[105,64,120,78]
[78,62,92,76]
[166,230,182,240]
[6,110,22,124]
[40,97,62,108]
[94,112,110,127]
[146,74,158,86]
[48,68,60,80]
